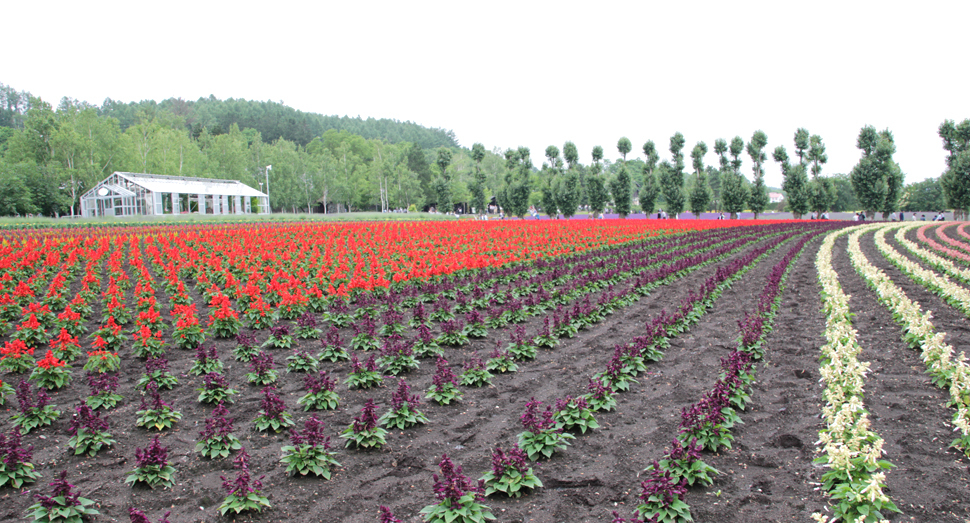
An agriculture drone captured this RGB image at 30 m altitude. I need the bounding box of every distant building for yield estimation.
[768,192,784,204]
[80,172,268,217]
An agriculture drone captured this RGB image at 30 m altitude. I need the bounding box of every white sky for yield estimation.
[6,0,968,188]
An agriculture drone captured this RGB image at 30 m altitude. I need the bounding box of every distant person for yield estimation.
[921,214,926,221]
[853,213,859,222]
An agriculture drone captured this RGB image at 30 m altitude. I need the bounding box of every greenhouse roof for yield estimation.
[114,172,266,197]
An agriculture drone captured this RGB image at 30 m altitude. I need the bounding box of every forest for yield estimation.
[0,81,964,218]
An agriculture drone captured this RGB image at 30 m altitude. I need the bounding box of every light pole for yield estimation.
[265,165,272,213]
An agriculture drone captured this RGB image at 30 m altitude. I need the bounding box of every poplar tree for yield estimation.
[661,132,687,216]
[470,142,486,216]
[587,146,608,218]
[850,126,903,218]
[639,141,660,214]
[939,119,970,219]
[688,142,710,217]
[746,131,769,219]
[721,136,748,219]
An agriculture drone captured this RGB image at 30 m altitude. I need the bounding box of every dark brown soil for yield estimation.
[2,225,969,523]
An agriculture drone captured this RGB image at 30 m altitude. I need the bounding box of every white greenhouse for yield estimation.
[80,172,269,217]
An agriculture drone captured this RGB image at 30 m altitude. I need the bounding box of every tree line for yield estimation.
[0,81,963,218]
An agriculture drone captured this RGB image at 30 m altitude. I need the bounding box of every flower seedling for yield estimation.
[553,395,599,434]
[219,448,270,515]
[136,356,178,390]
[436,318,469,347]
[135,381,182,431]
[532,317,558,349]
[286,347,319,373]
[172,304,206,350]
[426,356,463,405]
[280,415,341,478]
[196,402,242,459]
[50,328,83,363]
[295,312,322,339]
[253,385,294,433]
[1,339,36,373]
[460,352,493,387]
[379,379,429,430]
[299,370,341,411]
[0,429,41,488]
[208,294,242,338]
[479,445,542,498]
[516,398,574,461]
[377,337,419,376]
[233,332,260,362]
[197,372,238,404]
[25,471,99,523]
[420,454,495,523]
[85,372,123,410]
[412,324,443,358]
[463,310,487,339]
[645,438,718,487]
[340,399,388,449]
[350,316,380,351]
[82,347,120,374]
[68,405,116,457]
[504,325,537,361]
[246,351,278,385]
[317,326,349,362]
[486,346,518,373]
[634,464,692,523]
[125,436,175,489]
[583,378,617,412]
[131,325,165,359]
[263,323,294,350]
[28,350,72,390]
[189,344,223,376]
[11,380,60,434]
[345,353,384,389]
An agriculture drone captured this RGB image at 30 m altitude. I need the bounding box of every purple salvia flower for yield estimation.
[432,357,459,389]
[324,325,342,347]
[390,378,420,412]
[135,436,169,468]
[304,370,336,394]
[351,399,381,433]
[202,372,230,392]
[462,352,486,372]
[416,323,435,344]
[68,404,110,436]
[87,371,119,396]
[249,351,275,375]
[0,429,33,469]
[144,356,169,374]
[431,454,484,503]
[269,323,291,338]
[220,448,265,496]
[297,312,317,328]
[378,505,403,523]
[235,332,257,349]
[199,402,234,441]
[259,386,287,419]
[290,414,331,448]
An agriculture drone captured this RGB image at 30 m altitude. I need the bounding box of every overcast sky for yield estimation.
[6,0,968,188]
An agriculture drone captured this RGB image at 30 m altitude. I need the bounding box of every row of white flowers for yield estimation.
[873,223,970,317]
[892,223,970,286]
[813,226,897,523]
[861,223,970,457]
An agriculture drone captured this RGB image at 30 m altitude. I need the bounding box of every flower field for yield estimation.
[1,219,969,523]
